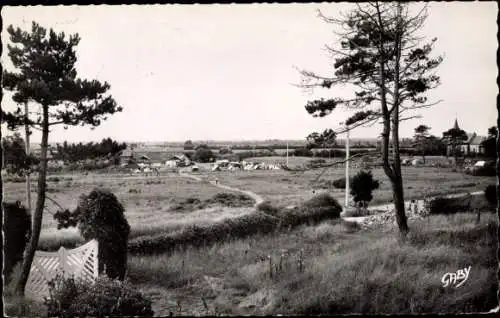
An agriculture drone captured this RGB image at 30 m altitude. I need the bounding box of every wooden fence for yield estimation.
[25,239,98,300]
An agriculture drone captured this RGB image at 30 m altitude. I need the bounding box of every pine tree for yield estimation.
[413,124,431,163]
[297,2,443,238]
[2,21,122,295]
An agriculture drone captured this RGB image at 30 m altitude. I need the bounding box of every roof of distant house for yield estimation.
[469,135,487,145]
[171,154,189,161]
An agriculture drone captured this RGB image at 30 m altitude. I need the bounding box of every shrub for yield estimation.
[44,274,154,318]
[296,193,342,220]
[350,170,379,210]
[2,201,31,284]
[425,196,473,215]
[194,147,215,163]
[54,189,130,280]
[484,185,496,205]
[206,192,254,207]
[277,194,342,229]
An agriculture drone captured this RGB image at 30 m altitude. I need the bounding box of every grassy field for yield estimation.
[3,157,495,246]
[207,157,496,207]
[6,212,497,316]
[3,172,256,250]
[126,212,497,315]
[3,158,497,315]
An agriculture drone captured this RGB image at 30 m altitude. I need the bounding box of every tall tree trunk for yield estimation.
[389,7,409,239]
[15,104,49,296]
[390,110,409,238]
[24,102,32,224]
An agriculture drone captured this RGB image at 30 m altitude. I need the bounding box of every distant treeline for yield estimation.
[53,138,127,163]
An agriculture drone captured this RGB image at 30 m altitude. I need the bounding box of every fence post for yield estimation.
[94,240,99,281]
[59,246,68,276]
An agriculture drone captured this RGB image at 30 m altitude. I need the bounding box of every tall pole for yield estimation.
[286,140,289,166]
[345,127,350,209]
[24,102,32,214]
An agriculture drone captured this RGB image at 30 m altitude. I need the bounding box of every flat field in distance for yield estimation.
[204,157,495,207]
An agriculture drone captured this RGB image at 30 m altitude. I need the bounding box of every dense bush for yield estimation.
[44,274,154,318]
[54,138,127,163]
[350,170,380,209]
[2,201,31,284]
[484,185,496,205]
[193,147,215,163]
[297,193,342,220]
[54,189,130,280]
[425,196,471,215]
[425,194,492,215]
[471,164,496,177]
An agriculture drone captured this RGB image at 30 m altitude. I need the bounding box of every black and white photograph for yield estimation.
[1,1,499,316]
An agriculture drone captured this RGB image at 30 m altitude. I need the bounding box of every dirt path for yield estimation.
[179,170,264,207]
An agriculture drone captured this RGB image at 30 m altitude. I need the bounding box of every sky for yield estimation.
[1,2,497,143]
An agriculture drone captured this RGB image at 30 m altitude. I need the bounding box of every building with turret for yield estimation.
[445,119,486,156]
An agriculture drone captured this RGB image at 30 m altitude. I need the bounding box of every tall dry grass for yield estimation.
[128,213,497,315]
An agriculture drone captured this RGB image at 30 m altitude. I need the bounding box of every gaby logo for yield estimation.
[441,266,471,288]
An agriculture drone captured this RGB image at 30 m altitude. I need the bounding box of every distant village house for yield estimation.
[446,119,486,156]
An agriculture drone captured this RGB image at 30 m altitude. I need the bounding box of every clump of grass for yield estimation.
[171,193,255,212]
[171,197,203,211]
[206,193,254,207]
[4,295,47,317]
[3,264,47,316]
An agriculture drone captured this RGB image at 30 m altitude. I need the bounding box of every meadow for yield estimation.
[3,172,256,250]
[3,155,498,315]
[202,156,496,207]
[129,212,497,315]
